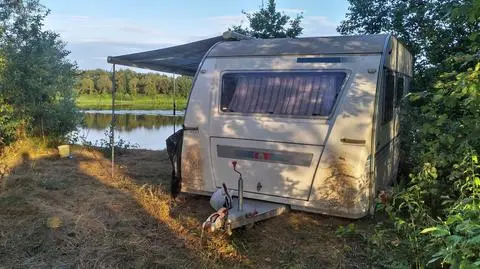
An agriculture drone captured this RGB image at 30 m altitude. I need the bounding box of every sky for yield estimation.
[42,0,350,71]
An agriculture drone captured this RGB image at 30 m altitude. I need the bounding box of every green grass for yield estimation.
[76,94,187,110]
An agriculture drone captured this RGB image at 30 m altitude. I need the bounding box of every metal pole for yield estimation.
[111,64,116,179]
[173,73,176,133]
[173,73,176,116]
[238,174,244,211]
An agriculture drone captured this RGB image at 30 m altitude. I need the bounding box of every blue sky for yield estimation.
[43,0,350,70]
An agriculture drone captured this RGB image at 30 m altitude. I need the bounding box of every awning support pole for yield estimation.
[173,73,176,133]
[111,64,116,179]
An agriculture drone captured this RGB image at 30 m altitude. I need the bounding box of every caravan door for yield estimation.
[209,67,348,201]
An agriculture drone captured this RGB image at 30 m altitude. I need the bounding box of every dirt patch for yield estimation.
[0,141,374,268]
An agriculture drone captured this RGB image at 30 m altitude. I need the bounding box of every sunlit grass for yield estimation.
[0,139,376,268]
[76,94,188,110]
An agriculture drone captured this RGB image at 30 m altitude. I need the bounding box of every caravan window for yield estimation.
[395,76,404,107]
[382,70,395,123]
[221,71,346,117]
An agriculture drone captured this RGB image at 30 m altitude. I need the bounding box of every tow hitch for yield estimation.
[201,161,288,242]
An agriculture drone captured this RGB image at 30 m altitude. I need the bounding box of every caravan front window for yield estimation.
[221,71,346,117]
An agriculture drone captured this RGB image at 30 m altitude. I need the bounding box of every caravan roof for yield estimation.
[107,33,390,76]
[208,34,389,57]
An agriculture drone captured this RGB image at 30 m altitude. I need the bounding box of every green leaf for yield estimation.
[427,256,442,265]
[447,235,463,244]
[421,227,439,234]
[466,235,480,244]
[444,96,458,108]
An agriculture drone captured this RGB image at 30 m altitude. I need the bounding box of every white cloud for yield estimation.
[201,15,247,35]
[120,26,157,35]
[204,15,245,25]
[70,15,89,21]
[45,14,185,46]
[201,13,338,37]
[65,41,173,70]
[45,11,340,70]
[302,16,339,36]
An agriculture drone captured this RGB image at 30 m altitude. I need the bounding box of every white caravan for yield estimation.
[109,33,413,219]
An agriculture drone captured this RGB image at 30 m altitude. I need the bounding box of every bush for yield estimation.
[0,99,22,147]
[78,129,138,156]
[31,98,81,145]
[0,0,80,147]
[384,63,480,267]
[421,153,480,267]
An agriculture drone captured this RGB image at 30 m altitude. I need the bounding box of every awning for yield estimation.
[107,35,224,76]
[107,32,251,76]
[107,36,224,76]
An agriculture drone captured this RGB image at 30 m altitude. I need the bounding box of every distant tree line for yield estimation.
[75,69,193,98]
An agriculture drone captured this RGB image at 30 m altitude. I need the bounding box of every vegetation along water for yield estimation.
[75,69,190,110]
[0,0,479,268]
[77,110,183,150]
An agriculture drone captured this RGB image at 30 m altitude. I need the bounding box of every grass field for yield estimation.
[0,140,386,268]
[76,94,188,110]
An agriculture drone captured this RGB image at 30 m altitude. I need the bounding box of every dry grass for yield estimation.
[0,140,374,269]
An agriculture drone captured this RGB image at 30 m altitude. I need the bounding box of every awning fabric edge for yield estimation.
[106,57,198,76]
[107,35,227,76]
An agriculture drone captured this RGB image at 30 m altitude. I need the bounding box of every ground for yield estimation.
[0,141,377,269]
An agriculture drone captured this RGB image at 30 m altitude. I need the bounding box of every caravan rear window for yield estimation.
[221,71,346,117]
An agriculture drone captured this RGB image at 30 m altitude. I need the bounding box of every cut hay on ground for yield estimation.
[0,140,373,268]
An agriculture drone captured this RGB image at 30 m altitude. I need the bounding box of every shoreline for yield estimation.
[76,94,188,110]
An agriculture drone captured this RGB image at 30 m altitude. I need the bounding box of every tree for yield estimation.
[74,69,193,98]
[155,75,170,94]
[128,77,138,97]
[77,77,94,94]
[115,71,127,95]
[230,0,303,38]
[338,0,479,88]
[141,77,156,97]
[0,0,80,143]
[95,74,111,94]
[176,76,193,97]
[123,69,135,93]
[0,54,18,146]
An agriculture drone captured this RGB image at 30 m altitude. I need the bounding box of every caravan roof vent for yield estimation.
[222,31,253,41]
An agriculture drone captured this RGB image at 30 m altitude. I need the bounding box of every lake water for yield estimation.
[77,110,184,150]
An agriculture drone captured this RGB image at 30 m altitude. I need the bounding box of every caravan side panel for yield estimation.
[298,59,381,218]
[374,37,413,192]
[181,60,216,193]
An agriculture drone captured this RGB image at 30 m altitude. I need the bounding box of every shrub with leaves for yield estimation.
[0,0,80,146]
[0,99,22,147]
[79,129,139,156]
[421,153,480,268]
[386,63,480,267]
[400,63,480,176]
